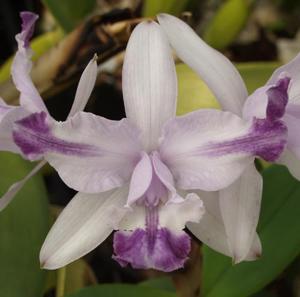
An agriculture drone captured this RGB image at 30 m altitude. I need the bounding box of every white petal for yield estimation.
[283,113,300,160]
[159,109,255,191]
[159,193,205,230]
[122,21,177,151]
[278,149,300,180]
[68,56,98,117]
[12,13,47,113]
[158,14,248,115]
[14,111,142,193]
[219,164,262,263]
[267,53,300,103]
[187,190,261,260]
[0,160,46,211]
[40,186,128,270]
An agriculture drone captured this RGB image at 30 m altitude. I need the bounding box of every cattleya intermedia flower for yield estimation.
[158,13,300,263]
[3,14,289,272]
[0,12,97,210]
[0,12,290,272]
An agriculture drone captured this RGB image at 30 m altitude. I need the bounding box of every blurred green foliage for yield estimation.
[203,0,249,50]
[142,0,191,17]
[65,284,177,297]
[202,165,300,297]
[139,277,175,292]
[176,62,280,115]
[42,0,96,32]
[0,153,49,297]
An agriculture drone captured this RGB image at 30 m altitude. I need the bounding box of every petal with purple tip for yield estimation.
[267,53,300,103]
[12,12,47,113]
[13,111,142,193]
[243,76,290,121]
[159,109,286,191]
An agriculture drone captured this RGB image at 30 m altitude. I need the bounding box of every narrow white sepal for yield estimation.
[68,55,98,117]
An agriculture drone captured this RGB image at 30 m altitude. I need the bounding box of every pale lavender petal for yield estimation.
[68,55,98,117]
[122,21,177,151]
[0,160,46,211]
[12,12,47,113]
[187,190,261,261]
[159,109,286,191]
[267,53,300,103]
[113,228,190,272]
[14,111,142,193]
[243,86,269,121]
[40,186,128,270]
[151,151,181,202]
[0,98,13,121]
[158,13,248,115]
[219,164,263,263]
[126,152,153,206]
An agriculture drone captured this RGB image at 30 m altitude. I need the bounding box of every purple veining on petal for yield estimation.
[13,112,101,160]
[20,12,39,48]
[113,227,191,272]
[266,77,290,121]
[199,118,287,162]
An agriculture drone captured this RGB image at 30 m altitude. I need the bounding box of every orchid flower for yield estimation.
[0,11,97,210]
[7,18,285,272]
[158,13,298,263]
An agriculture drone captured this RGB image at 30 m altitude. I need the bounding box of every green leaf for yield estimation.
[140,277,176,292]
[42,0,96,32]
[202,165,300,297]
[203,0,249,50]
[65,284,177,297]
[0,152,49,297]
[176,62,280,115]
[142,0,190,17]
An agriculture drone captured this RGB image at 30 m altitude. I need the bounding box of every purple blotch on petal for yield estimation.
[250,118,287,161]
[201,118,287,162]
[20,11,39,48]
[13,112,100,160]
[266,77,290,121]
[113,228,191,272]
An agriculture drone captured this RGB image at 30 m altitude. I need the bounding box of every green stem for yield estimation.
[56,266,67,297]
